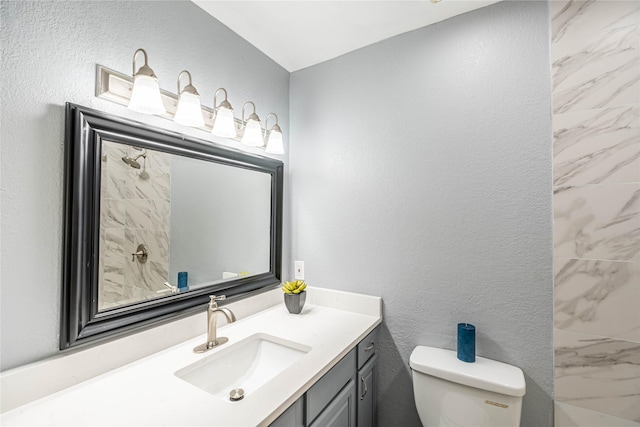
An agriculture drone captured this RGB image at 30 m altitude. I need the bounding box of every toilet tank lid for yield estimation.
[410,346,526,397]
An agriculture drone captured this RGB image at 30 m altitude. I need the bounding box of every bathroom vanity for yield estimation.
[0,287,381,426]
[271,327,378,427]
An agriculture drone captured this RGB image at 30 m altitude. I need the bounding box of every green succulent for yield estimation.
[281,280,307,294]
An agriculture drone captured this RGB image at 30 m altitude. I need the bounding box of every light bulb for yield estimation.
[129,74,165,115]
[241,119,264,147]
[265,129,284,154]
[174,91,204,127]
[212,106,237,138]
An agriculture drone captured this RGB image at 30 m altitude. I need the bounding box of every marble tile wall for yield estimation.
[99,142,171,310]
[551,1,640,425]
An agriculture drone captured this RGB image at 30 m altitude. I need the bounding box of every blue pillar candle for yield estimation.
[457,323,476,363]
[177,272,188,291]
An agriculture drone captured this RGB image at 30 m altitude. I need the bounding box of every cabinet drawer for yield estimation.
[357,328,378,370]
[306,348,356,424]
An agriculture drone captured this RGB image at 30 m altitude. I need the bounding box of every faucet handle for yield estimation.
[208,295,226,308]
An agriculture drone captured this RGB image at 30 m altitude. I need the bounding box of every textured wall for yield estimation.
[0,0,289,371]
[551,1,640,425]
[289,2,553,426]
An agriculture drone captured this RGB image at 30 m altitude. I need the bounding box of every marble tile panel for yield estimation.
[145,150,171,169]
[125,199,152,230]
[553,24,639,114]
[552,1,640,44]
[103,169,127,200]
[554,105,640,186]
[99,199,125,229]
[102,227,125,259]
[555,257,640,342]
[99,256,125,310]
[149,199,171,232]
[125,167,170,200]
[554,184,640,261]
[124,259,168,293]
[555,401,640,427]
[555,329,640,422]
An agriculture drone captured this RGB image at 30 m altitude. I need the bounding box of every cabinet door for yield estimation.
[270,396,304,427]
[306,349,356,424]
[309,379,356,427]
[357,355,376,427]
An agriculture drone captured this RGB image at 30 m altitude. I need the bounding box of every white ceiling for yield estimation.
[192,1,501,72]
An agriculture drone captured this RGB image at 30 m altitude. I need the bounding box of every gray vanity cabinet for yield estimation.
[309,379,356,427]
[270,396,305,427]
[356,328,378,427]
[357,355,377,427]
[269,327,378,427]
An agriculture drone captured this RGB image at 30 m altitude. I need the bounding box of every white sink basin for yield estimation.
[175,333,311,400]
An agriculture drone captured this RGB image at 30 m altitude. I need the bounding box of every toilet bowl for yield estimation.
[410,346,525,427]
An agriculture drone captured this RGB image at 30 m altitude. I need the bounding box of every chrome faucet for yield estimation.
[193,295,237,354]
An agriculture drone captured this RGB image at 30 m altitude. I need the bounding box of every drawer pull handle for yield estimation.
[364,342,374,352]
[360,375,368,400]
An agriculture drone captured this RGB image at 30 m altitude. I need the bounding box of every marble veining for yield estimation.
[103,228,125,258]
[554,105,640,186]
[124,259,169,293]
[99,141,171,308]
[555,329,640,422]
[552,0,640,422]
[553,24,639,115]
[555,258,640,342]
[100,199,125,229]
[126,167,171,200]
[554,184,640,261]
[552,1,640,45]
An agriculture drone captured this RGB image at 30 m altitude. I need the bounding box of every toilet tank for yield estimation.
[409,346,526,427]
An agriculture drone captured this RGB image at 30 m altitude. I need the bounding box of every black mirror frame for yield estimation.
[61,103,283,350]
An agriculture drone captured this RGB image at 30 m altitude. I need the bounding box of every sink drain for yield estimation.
[229,388,245,401]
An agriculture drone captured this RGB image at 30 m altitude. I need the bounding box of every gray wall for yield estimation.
[0,0,289,370]
[289,2,553,426]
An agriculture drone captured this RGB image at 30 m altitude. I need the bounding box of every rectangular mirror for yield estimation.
[62,103,283,349]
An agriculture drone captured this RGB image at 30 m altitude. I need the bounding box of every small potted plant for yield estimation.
[281,280,307,314]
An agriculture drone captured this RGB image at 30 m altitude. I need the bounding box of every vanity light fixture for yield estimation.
[264,113,284,154]
[128,49,166,115]
[174,70,205,127]
[96,49,287,154]
[211,88,237,138]
[240,101,264,147]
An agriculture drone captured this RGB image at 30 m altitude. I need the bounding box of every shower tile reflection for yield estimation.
[98,141,171,310]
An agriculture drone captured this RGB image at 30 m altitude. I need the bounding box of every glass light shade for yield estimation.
[241,119,264,147]
[174,92,204,127]
[128,75,165,115]
[265,129,284,154]
[211,107,237,138]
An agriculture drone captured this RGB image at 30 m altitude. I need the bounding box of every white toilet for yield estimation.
[409,346,526,427]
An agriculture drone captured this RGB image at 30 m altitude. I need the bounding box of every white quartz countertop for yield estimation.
[2,291,381,426]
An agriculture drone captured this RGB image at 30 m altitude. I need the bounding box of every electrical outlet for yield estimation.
[294,260,304,280]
